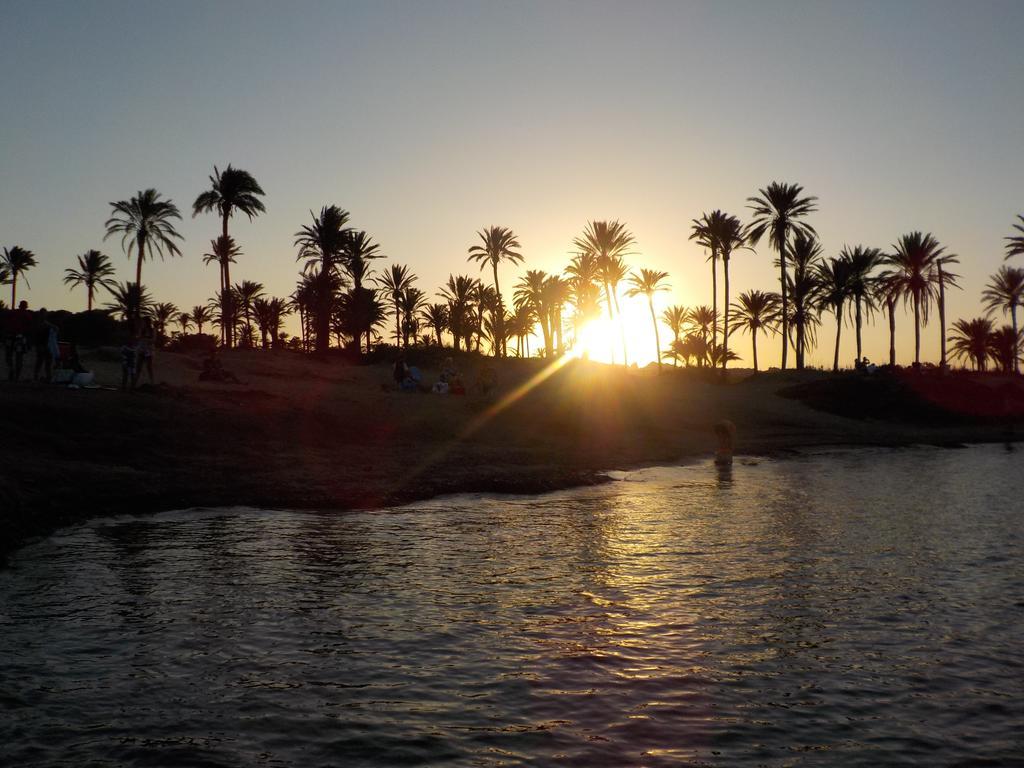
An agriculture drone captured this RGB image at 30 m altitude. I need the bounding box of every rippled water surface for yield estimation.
[3,445,1024,766]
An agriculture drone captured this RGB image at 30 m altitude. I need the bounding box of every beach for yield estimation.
[1,348,1020,558]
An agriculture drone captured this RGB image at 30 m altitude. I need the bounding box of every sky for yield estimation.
[2,0,1023,367]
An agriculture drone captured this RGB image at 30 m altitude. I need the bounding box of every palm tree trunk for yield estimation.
[648,297,661,372]
[87,284,94,312]
[938,263,947,369]
[711,252,718,353]
[1013,303,1019,375]
[833,304,843,371]
[395,302,402,349]
[11,276,17,306]
[134,234,146,328]
[777,224,788,371]
[492,262,504,358]
[855,296,863,361]
[888,298,896,366]
[603,280,616,364]
[913,291,921,365]
[752,328,759,372]
[722,256,730,370]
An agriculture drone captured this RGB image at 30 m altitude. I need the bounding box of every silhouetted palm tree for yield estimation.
[785,231,824,369]
[467,226,522,357]
[565,251,603,332]
[421,303,449,346]
[192,165,266,347]
[874,273,902,366]
[690,212,720,348]
[625,268,670,372]
[1005,214,1024,260]
[234,280,265,348]
[440,274,477,352]
[3,246,38,306]
[729,290,781,372]
[746,182,818,369]
[105,282,153,323]
[982,265,1024,374]
[341,230,385,353]
[544,275,570,356]
[661,305,689,367]
[714,212,748,368]
[203,235,241,345]
[104,189,183,324]
[176,312,193,335]
[687,305,717,368]
[886,232,947,366]
[988,326,1021,373]
[190,305,212,335]
[508,303,535,357]
[63,250,117,311]
[399,286,427,348]
[949,317,994,371]
[375,264,417,348]
[934,254,960,368]
[842,245,884,361]
[469,280,497,353]
[146,301,178,343]
[573,220,636,364]
[514,270,552,357]
[816,256,854,371]
[295,206,352,353]
[335,288,384,352]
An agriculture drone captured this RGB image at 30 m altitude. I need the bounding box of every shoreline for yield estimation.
[2,349,1021,560]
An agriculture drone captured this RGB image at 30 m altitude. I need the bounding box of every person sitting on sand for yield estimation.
[713,420,735,466]
[120,336,138,390]
[393,355,409,390]
[199,349,240,383]
[65,344,96,388]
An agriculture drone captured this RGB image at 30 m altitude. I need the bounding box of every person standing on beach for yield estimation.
[32,308,57,383]
[4,301,32,382]
[134,318,156,387]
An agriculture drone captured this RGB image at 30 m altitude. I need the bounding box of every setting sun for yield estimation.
[566,301,663,368]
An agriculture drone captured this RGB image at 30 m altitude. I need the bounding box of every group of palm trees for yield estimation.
[3,170,1023,375]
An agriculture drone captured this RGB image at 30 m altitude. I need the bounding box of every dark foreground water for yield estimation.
[2,445,1023,767]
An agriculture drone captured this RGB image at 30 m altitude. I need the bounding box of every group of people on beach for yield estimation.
[2,301,62,383]
[392,355,495,397]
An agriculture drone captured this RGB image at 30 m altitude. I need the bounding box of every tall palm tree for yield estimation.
[203,235,241,345]
[375,263,417,347]
[177,312,194,335]
[1005,214,1024,260]
[514,270,552,358]
[294,205,352,353]
[420,303,449,346]
[815,256,854,371]
[2,246,38,306]
[146,302,179,344]
[687,305,717,368]
[625,269,671,372]
[948,317,994,371]
[399,286,427,348]
[713,213,748,369]
[988,326,1022,373]
[105,282,153,323]
[689,212,720,349]
[439,274,477,352]
[934,254,960,368]
[746,182,818,370]
[341,230,385,354]
[842,245,884,361]
[104,189,183,325]
[508,303,535,357]
[661,305,689,367]
[233,280,265,348]
[885,232,947,366]
[467,226,522,357]
[192,165,266,347]
[63,250,117,310]
[543,275,570,356]
[573,220,636,364]
[566,251,603,336]
[785,231,824,369]
[190,305,213,335]
[729,290,781,372]
[982,265,1024,374]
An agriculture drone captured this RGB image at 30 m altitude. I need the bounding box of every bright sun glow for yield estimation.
[567,302,661,367]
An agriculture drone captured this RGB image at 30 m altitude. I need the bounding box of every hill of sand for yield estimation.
[1,347,1019,557]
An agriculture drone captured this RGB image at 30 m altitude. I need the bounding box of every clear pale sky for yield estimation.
[2,0,1023,367]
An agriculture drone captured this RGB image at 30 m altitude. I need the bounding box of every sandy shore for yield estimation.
[1,348,1019,558]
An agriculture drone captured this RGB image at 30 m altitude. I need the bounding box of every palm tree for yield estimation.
[420,303,449,346]
[105,282,153,323]
[2,246,38,306]
[885,232,948,366]
[625,269,670,372]
[948,317,994,371]
[192,165,266,347]
[104,189,183,325]
[467,226,523,357]
[63,250,117,311]
[690,212,721,349]
[815,256,854,371]
[566,252,603,338]
[988,326,1022,373]
[203,235,241,345]
[573,220,636,364]
[399,287,427,348]
[146,302,179,344]
[842,245,884,361]
[746,182,818,369]
[234,280,265,348]
[934,254,960,368]
[375,264,417,348]
[439,274,477,352]
[982,265,1024,374]
[514,270,552,358]
[713,213,748,369]
[1005,214,1024,260]
[661,305,689,367]
[341,230,386,354]
[294,205,352,353]
[785,231,824,369]
[177,312,194,335]
[508,303,535,357]
[729,290,781,372]
[467,280,496,353]
[544,275,570,356]
[874,273,901,367]
[687,305,717,367]
[190,305,213,335]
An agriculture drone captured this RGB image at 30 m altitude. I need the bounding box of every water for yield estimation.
[2,445,1023,767]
